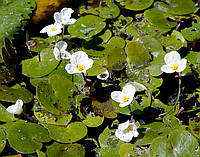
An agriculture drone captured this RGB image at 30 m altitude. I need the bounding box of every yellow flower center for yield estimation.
[125,125,133,132]
[172,64,178,70]
[17,108,23,115]
[77,65,85,72]
[123,97,129,103]
[51,27,56,31]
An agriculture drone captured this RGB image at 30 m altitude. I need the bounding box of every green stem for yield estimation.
[128,104,134,122]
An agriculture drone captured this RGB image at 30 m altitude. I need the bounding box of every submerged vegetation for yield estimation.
[0,0,200,156]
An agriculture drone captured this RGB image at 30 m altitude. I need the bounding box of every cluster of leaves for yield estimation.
[0,0,200,156]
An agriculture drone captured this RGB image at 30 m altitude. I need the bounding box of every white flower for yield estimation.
[115,120,139,142]
[161,51,187,73]
[6,99,23,115]
[97,70,109,80]
[54,8,77,26]
[65,51,94,74]
[40,23,63,37]
[111,84,136,107]
[53,41,71,60]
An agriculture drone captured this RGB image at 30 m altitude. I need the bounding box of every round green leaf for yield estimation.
[0,85,33,103]
[118,143,136,157]
[117,0,154,11]
[0,103,15,122]
[80,0,120,19]
[82,115,104,127]
[144,8,177,31]
[150,129,200,157]
[46,142,85,157]
[43,122,87,143]
[34,102,72,126]
[87,58,107,76]
[49,73,77,110]
[7,121,50,154]
[0,129,6,153]
[126,41,151,66]
[22,48,59,78]
[68,15,106,39]
[181,23,200,41]
[36,81,60,115]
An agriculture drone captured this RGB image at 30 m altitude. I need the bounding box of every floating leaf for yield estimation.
[126,41,151,67]
[0,129,6,153]
[159,30,187,52]
[82,115,104,127]
[149,129,200,157]
[68,15,106,39]
[80,0,120,19]
[92,100,117,119]
[46,142,85,157]
[49,73,77,110]
[0,103,16,122]
[148,50,166,76]
[87,58,107,76]
[36,81,60,115]
[116,0,154,11]
[0,85,33,103]
[155,0,196,15]
[95,126,122,157]
[144,8,177,31]
[181,23,200,41]
[34,102,72,126]
[0,0,35,45]
[118,143,136,157]
[7,121,50,154]
[43,122,87,143]
[22,48,59,78]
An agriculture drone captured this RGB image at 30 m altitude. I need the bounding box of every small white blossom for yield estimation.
[65,51,93,74]
[40,23,63,37]
[97,70,109,80]
[54,8,77,26]
[111,84,136,107]
[53,41,71,60]
[6,99,23,115]
[115,120,139,142]
[161,51,187,73]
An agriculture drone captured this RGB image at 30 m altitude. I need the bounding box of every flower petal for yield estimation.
[111,91,123,103]
[54,12,61,23]
[97,70,109,80]
[176,58,187,72]
[53,47,60,60]
[164,51,181,65]
[62,18,77,25]
[118,120,130,130]
[160,64,175,73]
[65,64,78,74]
[6,99,23,114]
[61,8,74,19]
[122,85,136,99]
[56,41,68,51]
[70,51,88,65]
[61,51,71,60]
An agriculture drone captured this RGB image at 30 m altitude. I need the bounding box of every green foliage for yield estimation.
[0,85,33,103]
[0,129,6,153]
[0,0,35,45]
[7,121,50,154]
[0,103,16,122]
[22,48,59,78]
[43,122,87,143]
[46,142,85,157]
[68,15,106,39]
[82,115,104,127]
[181,23,200,41]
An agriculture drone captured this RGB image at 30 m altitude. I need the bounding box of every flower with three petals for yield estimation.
[54,8,77,26]
[40,23,63,37]
[111,84,136,107]
[97,70,109,80]
[161,51,187,73]
[6,99,23,115]
[115,120,139,142]
[65,51,93,74]
[53,41,71,60]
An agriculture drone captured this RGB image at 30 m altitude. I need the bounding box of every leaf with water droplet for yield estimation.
[6,121,50,154]
[22,48,59,78]
[0,129,6,153]
[42,122,87,143]
[46,142,85,157]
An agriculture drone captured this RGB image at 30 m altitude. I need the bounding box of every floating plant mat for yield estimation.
[0,0,200,156]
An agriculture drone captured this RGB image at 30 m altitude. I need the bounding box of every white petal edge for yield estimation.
[176,58,187,72]
[160,64,175,73]
[111,91,123,103]
[164,51,181,65]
